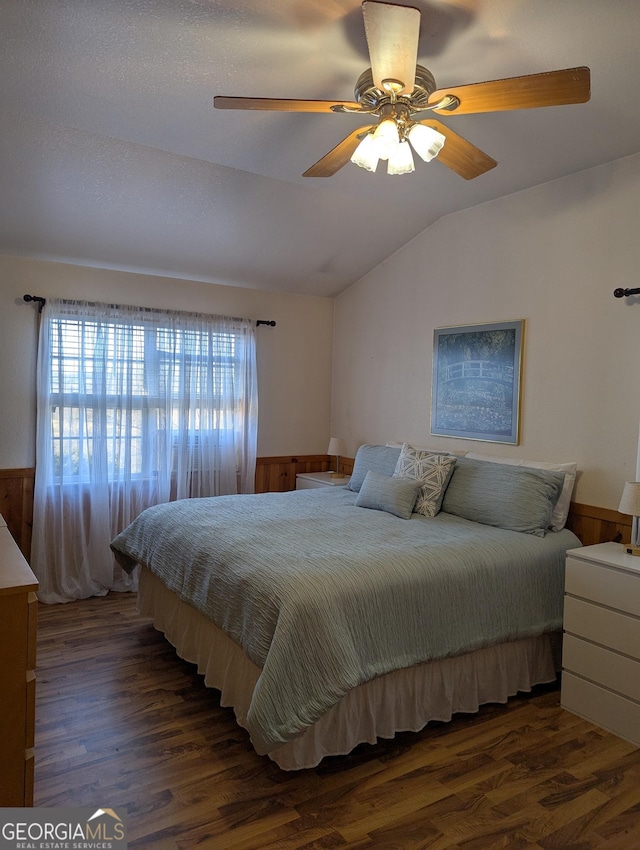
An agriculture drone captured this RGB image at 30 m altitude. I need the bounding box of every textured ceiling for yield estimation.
[1,0,639,297]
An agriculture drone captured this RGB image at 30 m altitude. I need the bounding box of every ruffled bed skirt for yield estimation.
[138,566,561,770]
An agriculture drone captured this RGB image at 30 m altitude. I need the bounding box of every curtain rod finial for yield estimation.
[24,294,46,312]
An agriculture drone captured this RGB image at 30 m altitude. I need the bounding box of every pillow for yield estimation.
[355,470,422,520]
[348,444,402,492]
[392,443,457,517]
[441,456,565,537]
[466,452,577,531]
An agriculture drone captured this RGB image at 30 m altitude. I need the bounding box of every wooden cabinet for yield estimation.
[562,542,640,747]
[0,515,38,806]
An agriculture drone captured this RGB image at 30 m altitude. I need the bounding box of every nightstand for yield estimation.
[295,472,351,490]
[562,542,640,747]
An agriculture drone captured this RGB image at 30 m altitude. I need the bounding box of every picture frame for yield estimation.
[430,320,524,444]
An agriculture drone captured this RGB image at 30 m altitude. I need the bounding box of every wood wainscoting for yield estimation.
[254,454,332,493]
[566,501,632,547]
[0,461,632,562]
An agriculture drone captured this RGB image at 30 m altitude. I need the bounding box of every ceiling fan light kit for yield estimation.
[350,113,446,174]
[214,1,590,181]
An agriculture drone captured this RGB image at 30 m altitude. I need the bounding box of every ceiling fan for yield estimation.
[214,1,590,180]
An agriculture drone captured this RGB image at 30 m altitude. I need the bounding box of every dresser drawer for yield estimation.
[565,557,640,617]
[24,749,35,807]
[563,595,640,659]
[561,672,640,747]
[563,634,640,702]
[27,592,38,670]
[25,671,36,749]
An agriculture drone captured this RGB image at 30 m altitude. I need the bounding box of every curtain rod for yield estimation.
[24,294,275,326]
[23,294,46,313]
[614,288,640,298]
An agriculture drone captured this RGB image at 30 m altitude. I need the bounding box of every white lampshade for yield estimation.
[350,132,380,172]
[327,437,347,457]
[407,123,446,162]
[387,140,415,175]
[619,481,640,516]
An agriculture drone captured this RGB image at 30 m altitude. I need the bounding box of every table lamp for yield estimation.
[327,437,347,479]
[618,480,640,555]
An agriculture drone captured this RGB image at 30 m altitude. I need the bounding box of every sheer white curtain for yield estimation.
[32,299,258,603]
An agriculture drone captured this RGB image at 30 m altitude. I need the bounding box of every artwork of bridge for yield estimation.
[441,360,514,385]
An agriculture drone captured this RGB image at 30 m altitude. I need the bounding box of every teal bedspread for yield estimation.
[111,487,579,754]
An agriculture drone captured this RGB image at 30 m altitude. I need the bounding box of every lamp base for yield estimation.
[330,472,347,479]
[623,543,640,556]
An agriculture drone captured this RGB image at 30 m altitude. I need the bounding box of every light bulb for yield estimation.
[387,140,415,175]
[407,123,446,162]
[350,133,380,172]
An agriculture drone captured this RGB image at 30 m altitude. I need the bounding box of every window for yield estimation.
[32,299,258,603]
[48,317,246,482]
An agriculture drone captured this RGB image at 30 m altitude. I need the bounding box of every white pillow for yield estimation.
[465,452,577,531]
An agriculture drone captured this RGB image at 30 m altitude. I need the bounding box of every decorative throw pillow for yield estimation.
[355,470,422,520]
[392,443,457,517]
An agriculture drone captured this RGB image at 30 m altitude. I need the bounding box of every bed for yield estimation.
[111,443,580,770]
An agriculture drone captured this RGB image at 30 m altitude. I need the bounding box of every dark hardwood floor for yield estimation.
[35,593,640,849]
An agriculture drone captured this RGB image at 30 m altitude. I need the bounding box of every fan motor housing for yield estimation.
[354,65,437,112]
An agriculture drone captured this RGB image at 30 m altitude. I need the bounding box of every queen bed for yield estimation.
[111,443,580,770]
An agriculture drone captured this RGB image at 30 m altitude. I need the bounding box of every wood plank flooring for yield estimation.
[35,593,640,849]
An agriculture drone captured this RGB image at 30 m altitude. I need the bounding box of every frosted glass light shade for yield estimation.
[350,133,380,172]
[387,140,415,175]
[407,123,446,162]
[371,118,400,161]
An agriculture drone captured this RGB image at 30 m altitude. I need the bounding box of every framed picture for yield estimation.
[430,320,524,444]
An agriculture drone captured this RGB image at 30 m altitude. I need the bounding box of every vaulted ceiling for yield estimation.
[1,1,639,297]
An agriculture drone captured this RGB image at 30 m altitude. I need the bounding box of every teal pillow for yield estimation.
[441,457,564,537]
[348,444,402,492]
[355,470,422,520]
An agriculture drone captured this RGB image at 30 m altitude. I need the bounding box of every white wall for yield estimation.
[0,255,334,467]
[332,152,640,509]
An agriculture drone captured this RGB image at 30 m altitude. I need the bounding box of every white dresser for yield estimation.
[562,542,640,747]
[295,471,350,490]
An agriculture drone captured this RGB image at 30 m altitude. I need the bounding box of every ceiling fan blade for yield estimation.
[214,96,363,114]
[303,126,375,177]
[428,67,590,115]
[362,1,420,96]
[419,120,497,179]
